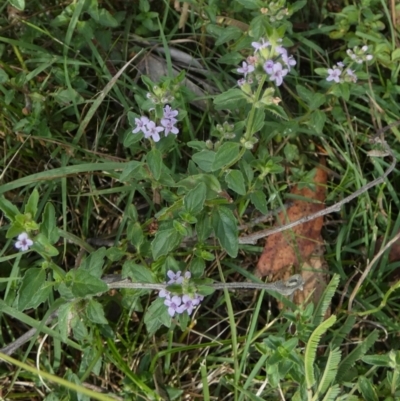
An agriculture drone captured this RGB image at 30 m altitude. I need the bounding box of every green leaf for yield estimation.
[312,274,340,326]
[184,182,207,215]
[362,354,391,367]
[358,376,379,401]
[213,88,247,109]
[250,190,268,214]
[314,347,341,399]
[66,270,108,298]
[127,221,144,248]
[18,268,51,311]
[144,297,171,334]
[337,330,379,383]
[305,315,336,389]
[196,212,213,242]
[225,170,246,195]
[214,26,242,46]
[119,161,143,181]
[211,206,238,257]
[86,299,108,324]
[122,261,155,283]
[9,0,25,11]
[284,143,299,162]
[310,110,326,134]
[147,148,163,180]
[249,109,265,135]
[41,202,59,244]
[32,233,59,257]
[296,84,314,105]
[151,227,183,260]
[177,174,222,200]
[190,258,205,278]
[79,247,106,277]
[0,196,20,221]
[192,150,216,172]
[212,142,240,171]
[0,69,9,83]
[97,8,119,27]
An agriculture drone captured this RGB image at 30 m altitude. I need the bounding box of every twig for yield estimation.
[239,122,399,245]
[0,274,303,356]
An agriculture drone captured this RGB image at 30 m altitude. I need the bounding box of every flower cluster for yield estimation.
[326,62,357,84]
[325,46,373,84]
[15,232,33,251]
[159,270,204,317]
[346,45,373,64]
[132,104,179,142]
[236,38,296,87]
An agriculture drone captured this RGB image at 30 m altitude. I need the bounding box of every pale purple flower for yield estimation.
[326,68,341,83]
[183,271,191,279]
[132,116,149,134]
[161,119,179,136]
[159,288,170,298]
[178,294,196,315]
[15,232,33,251]
[276,46,287,56]
[237,78,246,86]
[167,270,182,284]
[192,294,204,306]
[337,61,344,68]
[145,121,164,142]
[163,105,178,120]
[281,53,296,70]
[264,59,275,74]
[251,38,270,52]
[269,62,288,86]
[164,295,182,317]
[237,61,255,77]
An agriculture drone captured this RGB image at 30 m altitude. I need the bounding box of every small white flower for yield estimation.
[15,232,33,251]
[365,54,373,61]
[361,45,368,52]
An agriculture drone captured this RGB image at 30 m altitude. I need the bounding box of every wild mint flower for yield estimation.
[337,61,344,68]
[251,38,270,52]
[161,119,179,136]
[179,294,196,315]
[237,78,246,86]
[163,105,178,120]
[164,295,182,317]
[145,121,163,142]
[237,61,255,77]
[269,62,288,86]
[159,270,203,317]
[15,232,33,251]
[326,67,341,83]
[281,53,296,70]
[264,60,275,74]
[132,116,150,134]
[345,68,357,83]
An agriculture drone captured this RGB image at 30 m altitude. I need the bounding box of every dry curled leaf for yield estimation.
[255,166,327,277]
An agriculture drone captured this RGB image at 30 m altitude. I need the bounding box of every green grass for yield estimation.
[1,0,400,400]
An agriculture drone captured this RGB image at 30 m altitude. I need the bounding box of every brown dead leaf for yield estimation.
[255,166,327,277]
[293,244,329,307]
